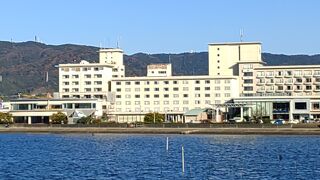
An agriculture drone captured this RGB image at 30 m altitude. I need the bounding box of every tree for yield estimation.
[144,112,164,123]
[50,112,67,124]
[0,112,13,124]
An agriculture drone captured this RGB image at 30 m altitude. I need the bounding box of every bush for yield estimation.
[50,112,67,124]
[0,112,13,124]
[144,112,164,123]
[77,116,101,124]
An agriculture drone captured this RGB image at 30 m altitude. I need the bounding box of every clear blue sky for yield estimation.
[0,0,319,55]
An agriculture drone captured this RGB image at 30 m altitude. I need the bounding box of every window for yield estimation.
[183,94,188,98]
[244,72,253,76]
[306,78,312,83]
[84,74,91,78]
[135,95,140,98]
[244,79,253,84]
[205,94,210,97]
[225,80,230,84]
[306,85,312,90]
[205,100,211,104]
[116,88,121,92]
[145,95,150,98]
[116,82,121,85]
[164,94,169,98]
[215,93,220,97]
[154,94,159,98]
[154,81,159,85]
[183,87,189,91]
[205,80,210,84]
[182,80,189,84]
[144,88,150,91]
[287,86,292,90]
[205,87,210,90]
[173,87,179,91]
[214,80,220,84]
[94,74,102,78]
[173,81,178,84]
[164,101,169,105]
[215,87,220,90]
[164,81,169,84]
[195,94,200,97]
[295,102,307,110]
[195,87,200,91]
[135,88,140,92]
[85,81,91,85]
[84,88,91,92]
[277,86,283,90]
[225,93,230,97]
[195,100,201,104]
[94,81,102,85]
[116,95,121,98]
[154,101,160,105]
[144,101,150,105]
[125,94,131,98]
[183,101,189,105]
[244,86,253,91]
[154,88,159,91]
[125,81,131,85]
[135,81,140,85]
[164,88,169,91]
[173,94,179,98]
[225,86,230,90]
[72,75,79,78]
[173,101,179,105]
[63,82,69,85]
[195,80,200,84]
[312,102,320,110]
[126,101,131,105]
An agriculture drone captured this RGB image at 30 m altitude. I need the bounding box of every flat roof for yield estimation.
[209,42,261,46]
[9,98,101,102]
[255,65,320,70]
[58,63,113,68]
[112,75,238,81]
[98,48,123,52]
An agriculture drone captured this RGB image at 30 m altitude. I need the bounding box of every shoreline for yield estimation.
[1,127,320,135]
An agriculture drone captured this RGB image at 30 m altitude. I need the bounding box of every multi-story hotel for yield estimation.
[3,40,320,124]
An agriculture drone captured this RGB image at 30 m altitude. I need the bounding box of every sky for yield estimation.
[0,0,319,55]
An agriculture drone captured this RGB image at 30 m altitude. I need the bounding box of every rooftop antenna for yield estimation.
[169,54,171,64]
[35,35,38,42]
[240,29,244,42]
[116,36,122,48]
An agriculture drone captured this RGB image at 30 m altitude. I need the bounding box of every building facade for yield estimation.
[4,40,320,124]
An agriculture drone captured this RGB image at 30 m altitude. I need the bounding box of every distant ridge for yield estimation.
[1,41,320,96]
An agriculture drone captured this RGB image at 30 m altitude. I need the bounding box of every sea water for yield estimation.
[0,133,319,179]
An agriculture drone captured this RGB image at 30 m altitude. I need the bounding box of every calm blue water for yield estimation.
[0,134,319,180]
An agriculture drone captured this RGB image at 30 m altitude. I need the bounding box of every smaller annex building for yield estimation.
[8,98,104,124]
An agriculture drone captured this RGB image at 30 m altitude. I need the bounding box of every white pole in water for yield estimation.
[182,146,185,174]
[166,137,169,151]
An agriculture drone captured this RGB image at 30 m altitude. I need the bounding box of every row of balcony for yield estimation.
[257,88,320,93]
[257,74,320,78]
[256,81,320,85]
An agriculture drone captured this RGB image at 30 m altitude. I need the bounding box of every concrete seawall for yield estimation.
[1,127,320,135]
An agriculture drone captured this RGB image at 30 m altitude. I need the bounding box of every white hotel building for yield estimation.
[5,40,320,124]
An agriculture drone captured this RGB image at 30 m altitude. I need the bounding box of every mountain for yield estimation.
[1,41,320,96]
